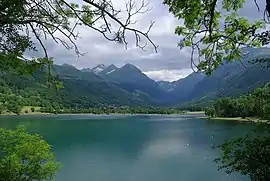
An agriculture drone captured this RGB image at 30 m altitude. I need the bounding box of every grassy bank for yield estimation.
[1,111,193,116]
[0,106,49,116]
[0,112,50,116]
[185,111,205,115]
[200,116,267,123]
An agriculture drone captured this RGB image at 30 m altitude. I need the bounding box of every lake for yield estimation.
[0,114,253,181]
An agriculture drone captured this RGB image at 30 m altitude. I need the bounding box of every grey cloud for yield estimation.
[33,32,192,72]
[239,1,265,21]
[26,0,188,73]
[26,0,265,81]
[144,69,193,81]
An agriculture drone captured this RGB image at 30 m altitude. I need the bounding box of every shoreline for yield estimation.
[185,111,205,114]
[0,111,204,117]
[0,112,51,116]
[2,113,267,123]
[200,116,268,123]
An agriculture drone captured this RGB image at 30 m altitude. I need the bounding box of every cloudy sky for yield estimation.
[30,0,266,81]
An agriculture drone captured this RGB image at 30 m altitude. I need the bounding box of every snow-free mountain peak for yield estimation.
[122,63,141,72]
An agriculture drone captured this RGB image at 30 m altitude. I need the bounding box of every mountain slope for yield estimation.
[54,64,102,82]
[2,47,270,110]
[168,72,205,102]
[157,81,174,92]
[97,64,118,76]
[53,64,149,107]
[0,64,153,110]
[174,48,270,106]
[99,63,169,103]
[91,64,107,74]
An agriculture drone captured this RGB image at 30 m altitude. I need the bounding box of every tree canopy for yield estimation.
[205,83,270,181]
[164,0,270,74]
[215,124,270,181]
[0,126,60,181]
[205,83,270,119]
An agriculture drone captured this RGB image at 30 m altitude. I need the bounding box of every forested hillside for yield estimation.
[0,66,148,114]
[99,63,170,103]
[1,48,270,114]
[205,83,270,120]
[169,48,270,107]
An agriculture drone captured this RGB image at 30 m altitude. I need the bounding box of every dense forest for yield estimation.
[0,60,269,115]
[0,70,65,114]
[205,83,270,120]
[0,67,187,115]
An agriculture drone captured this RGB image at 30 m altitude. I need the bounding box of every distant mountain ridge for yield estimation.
[81,63,141,76]
[76,48,270,107]
[158,72,204,93]
[98,64,118,76]
[95,63,169,104]
[2,47,270,109]
[174,47,270,106]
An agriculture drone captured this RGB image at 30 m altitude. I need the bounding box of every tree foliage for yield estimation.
[209,83,270,119]
[205,106,215,118]
[0,126,60,181]
[215,124,270,181]
[209,83,270,181]
[163,0,270,74]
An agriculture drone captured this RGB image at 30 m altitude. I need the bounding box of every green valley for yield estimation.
[1,48,270,115]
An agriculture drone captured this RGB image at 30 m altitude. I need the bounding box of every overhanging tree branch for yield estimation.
[164,0,270,74]
[81,0,158,52]
[0,0,158,65]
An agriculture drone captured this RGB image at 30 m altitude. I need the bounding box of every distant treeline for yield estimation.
[39,107,186,115]
[205,83,270,119]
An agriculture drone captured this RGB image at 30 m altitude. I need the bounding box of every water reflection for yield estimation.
[0,115,251,181]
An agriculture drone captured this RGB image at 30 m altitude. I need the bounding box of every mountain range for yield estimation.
[1,47,270,109]
[77,47,270,107]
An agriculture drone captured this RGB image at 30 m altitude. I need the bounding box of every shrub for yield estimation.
[0,126,60,181]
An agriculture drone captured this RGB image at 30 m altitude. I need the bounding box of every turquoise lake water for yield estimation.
[0,114,253,181]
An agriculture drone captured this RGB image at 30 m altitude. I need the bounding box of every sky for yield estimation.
[29,0,266,82]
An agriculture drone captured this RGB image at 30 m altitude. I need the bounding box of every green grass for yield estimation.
[0,112,16,116]
[20,106,42,115]
[200,116,265,123]
[185,111,205,114]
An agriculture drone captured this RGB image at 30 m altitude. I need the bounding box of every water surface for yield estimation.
[0,114,253,181]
